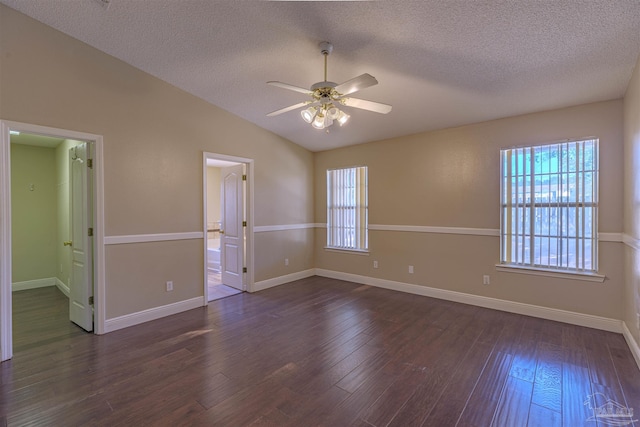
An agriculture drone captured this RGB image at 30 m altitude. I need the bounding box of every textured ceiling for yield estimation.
[2,0,639,152]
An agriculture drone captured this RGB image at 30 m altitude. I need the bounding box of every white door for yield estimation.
[220,164,244,291]
[69,143,93,331]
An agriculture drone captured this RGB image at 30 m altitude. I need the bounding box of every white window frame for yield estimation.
[498,138,604,281]
[326,166,368,252]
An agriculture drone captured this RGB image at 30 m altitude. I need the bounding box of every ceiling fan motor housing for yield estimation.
[319,41,333,56]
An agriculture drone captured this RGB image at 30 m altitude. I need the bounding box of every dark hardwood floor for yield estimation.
[2,278,639,426]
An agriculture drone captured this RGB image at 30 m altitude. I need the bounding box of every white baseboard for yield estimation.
[55,278,70,298]
[104,296,204,333]
[622,322,640,371]
[315,269,622,333]
[12,277,56,291]
[253,269,316,292]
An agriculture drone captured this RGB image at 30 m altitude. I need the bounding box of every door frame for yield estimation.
[202,152,254,302]
[0,120,105,361]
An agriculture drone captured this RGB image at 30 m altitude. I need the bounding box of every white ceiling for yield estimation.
[2,0,639,152]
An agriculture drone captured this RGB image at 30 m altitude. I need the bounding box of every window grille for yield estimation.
[500,139,598,272]
[327,166,368,250]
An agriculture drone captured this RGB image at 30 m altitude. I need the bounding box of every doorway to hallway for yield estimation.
[203,152,254,302]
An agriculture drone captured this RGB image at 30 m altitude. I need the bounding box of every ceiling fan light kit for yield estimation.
[267,41,391,131]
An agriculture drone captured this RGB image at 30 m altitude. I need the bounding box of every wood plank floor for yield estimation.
[2,277,639,426]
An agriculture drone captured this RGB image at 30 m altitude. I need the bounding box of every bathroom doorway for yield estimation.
[203,153,254,302]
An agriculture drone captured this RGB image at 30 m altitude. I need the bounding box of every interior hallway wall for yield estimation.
[10,144,57,284]
[206,166,221,234]
[0,4,314,320]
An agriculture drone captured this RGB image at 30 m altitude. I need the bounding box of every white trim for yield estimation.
[314,269,622,333]
[11,278,70,298]
[104,232,204,245]
[270,223,623,243]
[254,223,317,233]
[495,264,606,283]
[12,278,56,291]
[368,224,624,241]
[623,233,640,251]
[324,247,370,256]
[104,296,204,333]
[203,154,209,303]
[368,224,500,236]
[56,278,70,298]
[622,322,640,371]
[598,232,623,242]
[253,269,315,292]
[0,122,12,361]
[93,135,106,334]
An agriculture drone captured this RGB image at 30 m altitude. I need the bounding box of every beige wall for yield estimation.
[206,167,221,230]
[315,100,624,319]
[1,3,636,336]
[0,5,314,319]
[10,144,58,283]
[623,54,640,349]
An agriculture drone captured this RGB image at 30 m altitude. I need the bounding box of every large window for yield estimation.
[500,139,598,272]
[327,166,368,251]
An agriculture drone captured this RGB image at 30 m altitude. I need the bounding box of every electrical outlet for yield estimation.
[373,260,379,269]
[166,281,173,292]
[408,265,414,274]
[483,275,490,285]
[285,258,289,266]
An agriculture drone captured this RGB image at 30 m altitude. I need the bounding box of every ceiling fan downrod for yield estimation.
[319,41,333,82]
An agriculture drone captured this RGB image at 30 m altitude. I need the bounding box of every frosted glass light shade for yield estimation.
[301,107,316,123]
[337,111,350,126]
[312,113,326,129]
[326,106,340,120]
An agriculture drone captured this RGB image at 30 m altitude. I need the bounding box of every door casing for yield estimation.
[0,120,105,361]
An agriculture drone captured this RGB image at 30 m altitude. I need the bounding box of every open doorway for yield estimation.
[203,152,254,302]
[10,133,90,350]
[0,121,105,362]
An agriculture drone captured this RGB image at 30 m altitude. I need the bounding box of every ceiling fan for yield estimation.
[267,42,392,130]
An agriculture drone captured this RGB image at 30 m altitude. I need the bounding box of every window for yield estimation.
[500,139,598,272]
[327,166,368,251]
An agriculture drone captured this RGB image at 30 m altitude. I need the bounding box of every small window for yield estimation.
[500,139,598,272]
[327,166,368,251]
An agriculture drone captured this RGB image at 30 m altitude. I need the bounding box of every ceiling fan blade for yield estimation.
[267,81,312,95]
[342,97,392,114]
[266,102,311,117]
[335,73,378,96]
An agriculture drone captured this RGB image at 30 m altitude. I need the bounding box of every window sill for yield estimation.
[324,247,370,256]
[495,264,605,283]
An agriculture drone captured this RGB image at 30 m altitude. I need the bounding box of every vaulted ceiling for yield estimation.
[2,0,639,152]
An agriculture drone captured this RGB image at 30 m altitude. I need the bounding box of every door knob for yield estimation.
[63,241,72,246]
[220,230,224,234]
